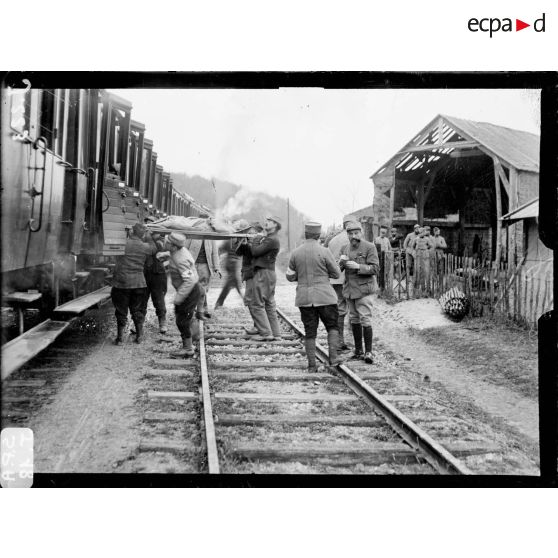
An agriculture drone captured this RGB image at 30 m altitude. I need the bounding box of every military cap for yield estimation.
[167,232,187,248]
[132,223,147,237]
[233,219,251,232]
[266,215,282,226]
[414,223,420,229]
[343,213,358,225]
[305,221,322,235]
[345,221,362,231]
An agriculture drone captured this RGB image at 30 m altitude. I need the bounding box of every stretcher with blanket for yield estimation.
[144,216,254,240]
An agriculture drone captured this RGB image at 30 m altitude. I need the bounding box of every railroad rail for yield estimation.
[3,297,512,475]
[189,308,476,474]
[276,309,472,475]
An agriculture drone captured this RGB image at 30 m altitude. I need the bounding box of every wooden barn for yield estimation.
[370,115,540,266]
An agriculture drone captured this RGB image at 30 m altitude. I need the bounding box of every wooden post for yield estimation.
[389,172,395,224]
[533,278,542,325]
[519,268,524,322]
[489,265,495,310]
[492,158,503,269]
[385,251,394,298]
[417,181,425,225]
[522,271,528,325]
[397,251,402,300]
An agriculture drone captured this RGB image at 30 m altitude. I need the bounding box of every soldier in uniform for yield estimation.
[432,227,448,274]
[338,221,379,364]
[286,222,342,372]
[235,222,262,334]
[111,223,158,345]
[411,227,434,293]
[161,232,204,357]
[247,215,282,341]
[184,213,221,320]
[327,213,357,351]
[403,223,421,278]
[214,219,251,309]
[142,230,169,334]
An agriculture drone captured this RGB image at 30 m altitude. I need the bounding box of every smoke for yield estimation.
[218,187,260,220]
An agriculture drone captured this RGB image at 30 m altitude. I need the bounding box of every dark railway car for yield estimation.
[1,84,208,338]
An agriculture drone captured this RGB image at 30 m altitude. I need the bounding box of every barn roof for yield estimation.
[442,115,539,173]
[371,114,540,181]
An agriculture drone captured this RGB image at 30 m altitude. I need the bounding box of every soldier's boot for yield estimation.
[171,337,195,358]
[327,329,343,374]
[338,317,349,351]
[158,315,168,334]
[363,326,373,364]
[350,323,364,359]
[182,337,194,356]
[114,325,125,346]
[327,329,343,366]
[134,321,144,344]
[304,338,318,372]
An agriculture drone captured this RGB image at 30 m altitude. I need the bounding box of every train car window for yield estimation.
[9,87,31,134]
[39,89,56,148]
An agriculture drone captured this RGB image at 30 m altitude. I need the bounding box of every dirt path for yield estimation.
[371,297,539,450]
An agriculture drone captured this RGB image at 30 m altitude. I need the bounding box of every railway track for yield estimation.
[139,305,507,474]
[2,294,521,475]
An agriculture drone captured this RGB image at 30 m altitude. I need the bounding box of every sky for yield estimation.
[110,88,540,227]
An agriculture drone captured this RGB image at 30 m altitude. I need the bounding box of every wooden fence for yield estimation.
[378,249,553,329]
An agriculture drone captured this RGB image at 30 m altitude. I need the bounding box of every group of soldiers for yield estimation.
[109,212,381,371]
[371,223,447,290]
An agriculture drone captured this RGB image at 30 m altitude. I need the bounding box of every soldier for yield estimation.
[389,226,402,250]
[374,225,392,254]
[338,221,379,364]
[403,223,421,278]
[432,227,448,274]
[111,223,157,345]
[249,215,282,342]
[327,214,357,351]
[411,227,434,293]
[235,222,261,334]
[184,213,222,320]
[142,230,169,334]
[214,219,251,309]
[286,222,342,372]
[161,232,204,357]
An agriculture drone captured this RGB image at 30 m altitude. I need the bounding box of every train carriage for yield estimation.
[1,83,207,341]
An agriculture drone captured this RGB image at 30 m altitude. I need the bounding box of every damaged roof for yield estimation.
[371,114,540,180]
[442,115,539,173]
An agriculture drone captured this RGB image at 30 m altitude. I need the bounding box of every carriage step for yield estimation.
[53,286,112,317]
[1,319,70,381]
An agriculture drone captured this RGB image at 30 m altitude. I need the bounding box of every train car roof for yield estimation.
[105,91,133,110]
[131,119,146,131]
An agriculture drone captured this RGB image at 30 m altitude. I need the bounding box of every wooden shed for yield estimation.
[370,115,540,265]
